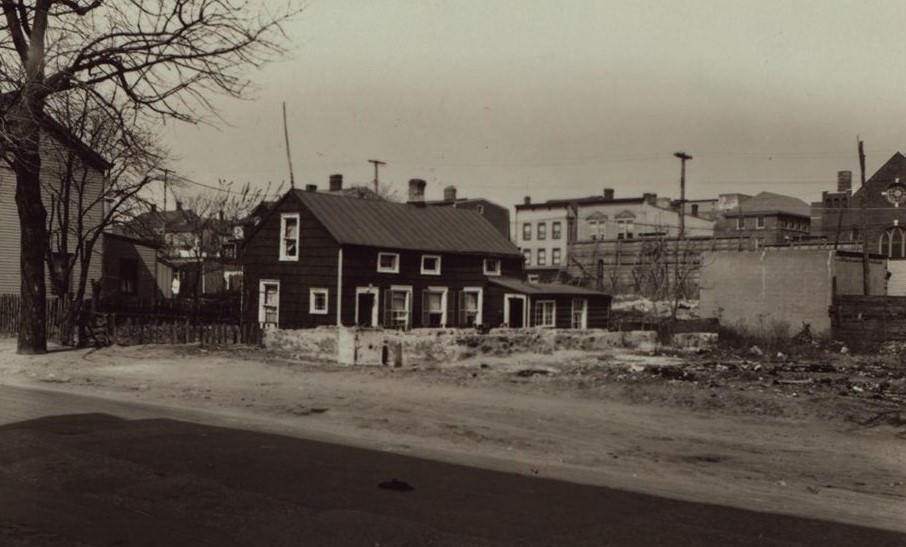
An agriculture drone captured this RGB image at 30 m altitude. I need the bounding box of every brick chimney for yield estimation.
[837,170,852,194]
[603,188,614,200]
[523,196,531,205]
[175,200,182,211]
[408,178,426,202]
[444,185,457,202]
[329,174,343,192]
[642,192,657,205]
[305,184,317,192]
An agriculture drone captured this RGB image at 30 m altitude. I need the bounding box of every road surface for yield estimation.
[0,384,903,546]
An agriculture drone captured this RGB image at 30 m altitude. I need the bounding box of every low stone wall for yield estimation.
[264,326,671,365]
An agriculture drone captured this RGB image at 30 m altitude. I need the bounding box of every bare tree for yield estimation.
[163,179,278,310]
[43,89,166,346]
[0,1,298,353]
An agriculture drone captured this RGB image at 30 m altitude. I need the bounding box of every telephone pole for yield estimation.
[674,152,693,239]
[368,159,386,193]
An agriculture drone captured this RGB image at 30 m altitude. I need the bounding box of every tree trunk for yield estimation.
[14,139,49,354]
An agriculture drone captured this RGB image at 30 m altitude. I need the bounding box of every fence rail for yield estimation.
[1,294,261,347]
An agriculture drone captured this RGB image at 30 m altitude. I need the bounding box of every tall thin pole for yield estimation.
[283,102,295,189]
[368,159,386,193]
[674,152,692,239]
[858,138,870,295]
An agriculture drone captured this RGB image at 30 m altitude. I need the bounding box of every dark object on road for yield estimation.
[378,479,414,492]
[516,369,550,378]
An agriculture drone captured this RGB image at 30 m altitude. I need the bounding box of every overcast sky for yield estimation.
[160,0,906,208]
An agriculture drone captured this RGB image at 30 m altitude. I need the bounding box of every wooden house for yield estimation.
[241,187,610,329]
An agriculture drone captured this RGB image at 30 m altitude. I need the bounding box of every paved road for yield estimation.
[0,384,903,546]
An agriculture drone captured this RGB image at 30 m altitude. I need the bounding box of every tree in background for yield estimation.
[0,1,298,354]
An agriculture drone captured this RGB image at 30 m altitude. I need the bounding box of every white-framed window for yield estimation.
[537,222,547,240]
[279,214,300,261]
[537,249,546,266]
[422,287,448,327]
[258,279,280,326]
[483,257,501,276]
[552,221,562,240]
[378,252,400,273]
[523,249,532,265]
[534,300,556,328]
[756,216,765,229]
[384,286,412,329]
[309,288,329,315]
[459,287,483,327]
[616,219,634,240]
[522,223,532,241]
[552,248,562,265]
[736,216,744,230]
[571,298,588,329]
[421,254,441,275]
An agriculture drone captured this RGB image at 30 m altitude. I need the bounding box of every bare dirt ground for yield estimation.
[0,338,904,534]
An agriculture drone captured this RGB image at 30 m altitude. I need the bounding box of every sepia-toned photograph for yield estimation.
[0,1,904,545]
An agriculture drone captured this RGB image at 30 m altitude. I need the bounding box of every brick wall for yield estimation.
[698,249,886,335]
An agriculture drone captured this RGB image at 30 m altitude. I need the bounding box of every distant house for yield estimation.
[100,232,174,302]
[514,188,714,282]
[240,185,610,329]
[716,192,811,246]
[120,202,233,296]
[422,183,511,240]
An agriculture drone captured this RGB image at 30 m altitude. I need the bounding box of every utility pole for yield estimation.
[283,102,295,189]
[368,159,386,194]
[674,152,693,239]
[858,139,870,295]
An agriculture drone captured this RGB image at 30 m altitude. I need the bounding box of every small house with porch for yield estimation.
[241,186,610,330]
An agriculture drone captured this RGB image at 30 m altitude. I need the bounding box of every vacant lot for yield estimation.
[0,339,903,533]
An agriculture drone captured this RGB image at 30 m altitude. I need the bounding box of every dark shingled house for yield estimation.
[241,188,610,329]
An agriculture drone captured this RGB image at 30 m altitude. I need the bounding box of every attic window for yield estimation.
[483,258,501,276]
[421,255,441,275]
[378,252,400,273]
[279,213,300,261]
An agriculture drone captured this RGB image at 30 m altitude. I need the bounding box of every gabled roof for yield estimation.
[290,189,521,257]
[857,152,906,192]
[729,192,810,218]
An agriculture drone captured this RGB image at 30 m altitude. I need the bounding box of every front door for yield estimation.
[356,288,378,326]
[506,295,526,328]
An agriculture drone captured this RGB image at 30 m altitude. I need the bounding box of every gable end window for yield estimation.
[483,258,501,276]
[378,252,400,273]
[279,213,300,261]
[421,255,441,275]
[309,288,329,315]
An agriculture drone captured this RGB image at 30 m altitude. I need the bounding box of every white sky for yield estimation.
[160,0,906,208]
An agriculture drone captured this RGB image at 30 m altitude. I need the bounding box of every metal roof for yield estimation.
[293,190,522,257]
[488,277,609,296]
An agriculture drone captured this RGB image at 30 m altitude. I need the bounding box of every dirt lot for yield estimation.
[0,337,904,534]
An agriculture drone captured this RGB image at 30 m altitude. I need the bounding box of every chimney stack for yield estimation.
[408,178,426,202]
[837,170,852,194]
[443,185,457,202]
[523,196,531,205]
[305,184,317,192]
[603,188,614,200]
[642,192,657,205]
[176,200,182,211]
[329,174,343,192]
